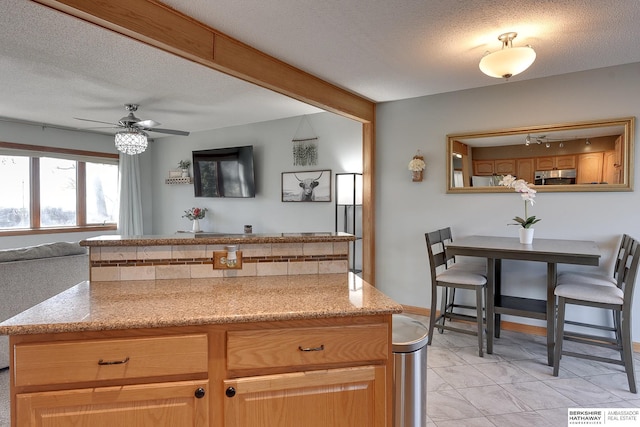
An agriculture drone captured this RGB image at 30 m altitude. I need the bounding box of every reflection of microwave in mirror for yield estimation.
[534,169,576,185]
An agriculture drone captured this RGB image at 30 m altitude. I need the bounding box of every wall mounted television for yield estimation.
[192,145,256,198]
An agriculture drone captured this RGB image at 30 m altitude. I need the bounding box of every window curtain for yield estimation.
[118,153,144,235]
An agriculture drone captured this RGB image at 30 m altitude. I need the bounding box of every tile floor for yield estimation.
[418,314,640,426]
[0,318,638,427]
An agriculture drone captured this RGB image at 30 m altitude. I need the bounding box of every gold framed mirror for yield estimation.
[447,117,635,193]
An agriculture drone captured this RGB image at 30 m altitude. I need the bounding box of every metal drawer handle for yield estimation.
[298,344,324,352]
[98,356,130,365]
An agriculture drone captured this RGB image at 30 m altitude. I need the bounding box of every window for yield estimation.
[0,142,119,235]
[40,157,78,227]
[86,162,119,224]
[0,155,30,228]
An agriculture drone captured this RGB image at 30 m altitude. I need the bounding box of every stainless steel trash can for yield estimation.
[392,314,428,427]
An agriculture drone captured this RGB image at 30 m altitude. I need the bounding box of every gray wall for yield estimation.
[148,113,363,235]
[376,62,640,337]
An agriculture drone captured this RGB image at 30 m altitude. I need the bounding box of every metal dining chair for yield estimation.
[553,236,640,393]
[425,228,487,356]
[557,234,631,287]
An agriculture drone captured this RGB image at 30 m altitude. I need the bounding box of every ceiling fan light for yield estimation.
[479,33,536,79]
[115,128,148,155]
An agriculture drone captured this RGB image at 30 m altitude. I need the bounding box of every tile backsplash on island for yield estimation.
[84,235,352,281]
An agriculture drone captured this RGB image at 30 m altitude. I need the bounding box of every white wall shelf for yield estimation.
[165,177,192,185]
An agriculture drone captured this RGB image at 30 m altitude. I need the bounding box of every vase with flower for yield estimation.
[499,175,541,244]
[178,159,191,178]
[408,151,426,182]
[183,207,207,233]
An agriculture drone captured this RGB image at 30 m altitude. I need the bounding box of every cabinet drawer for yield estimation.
[15,334,208,387]
[227,324,388,371]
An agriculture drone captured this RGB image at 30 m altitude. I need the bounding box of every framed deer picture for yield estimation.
[281,170,331,202]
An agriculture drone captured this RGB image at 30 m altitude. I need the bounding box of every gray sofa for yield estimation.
[0,242,88,368]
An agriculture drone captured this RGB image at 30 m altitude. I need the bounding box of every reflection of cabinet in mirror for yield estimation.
[577,152,604,184]
[602,135,624,184]
[603,151,621,184]
[472,159,515,176]
[471,158,534,182]
[577,135,624,184]
[535,155,576,171]
[516,159,535,183]
[473,160,494,175]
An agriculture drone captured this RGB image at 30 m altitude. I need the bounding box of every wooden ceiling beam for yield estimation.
[31,0,375,123]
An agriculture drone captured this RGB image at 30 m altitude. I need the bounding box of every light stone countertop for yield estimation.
[0,274,402,335]
[80,232,356,247]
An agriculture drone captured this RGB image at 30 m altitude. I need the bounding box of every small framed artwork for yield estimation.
[281,170,331,202]
[168,169,183,178]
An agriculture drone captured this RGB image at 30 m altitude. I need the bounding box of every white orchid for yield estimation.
[499,175,541,229]
[499,175,517,187]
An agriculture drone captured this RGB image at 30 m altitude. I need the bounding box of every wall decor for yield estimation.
[292,137,318,166]
[291,115,319,166]
[408,150,426,182]
[282,170,331,202]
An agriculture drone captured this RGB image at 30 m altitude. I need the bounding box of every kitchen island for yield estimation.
[0,232,402,426]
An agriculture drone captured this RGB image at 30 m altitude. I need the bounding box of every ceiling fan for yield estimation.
[74,103,190,136]
[75,104,190,155]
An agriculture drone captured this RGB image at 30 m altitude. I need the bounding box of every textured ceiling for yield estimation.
[1,0,640,137]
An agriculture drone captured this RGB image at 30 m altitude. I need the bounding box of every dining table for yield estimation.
[445,235,601,366]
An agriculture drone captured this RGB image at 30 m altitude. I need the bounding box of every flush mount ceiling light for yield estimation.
[114,127,148,155]
[479,32,536,79]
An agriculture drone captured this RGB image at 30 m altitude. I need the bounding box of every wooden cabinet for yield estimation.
[226,324,387,370]
[224,366,384,427]
[603,150,621,184]
[474,156,584,181]
[602,136,624,184]
[17,380,209,426]
[614,135,623,167]
[473,160,495,176]
[516,158,535,183]
[535,155,576,170]
[10,319,392,427]
[13,333,210,426]
[224,323,389,427]
[557,155,577,169]
[577,152,604,184]
[535,157,555,170]
[14,334,208,387]
[472,159,514,176]
[471,157,533,182]
[494,159,515,175]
